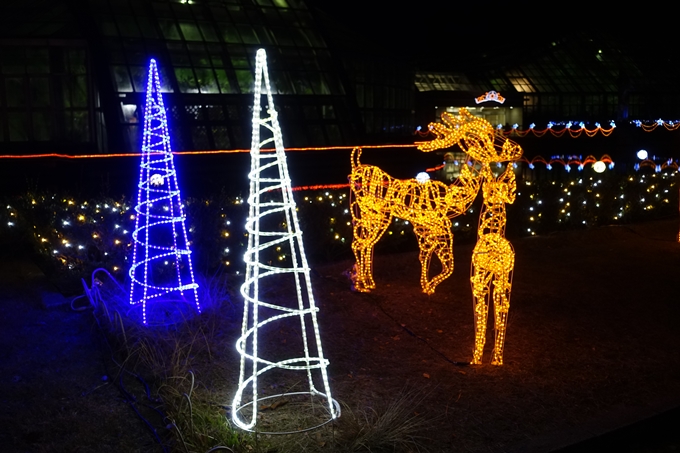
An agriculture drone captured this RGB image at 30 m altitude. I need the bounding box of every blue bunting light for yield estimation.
[128,59,200,325]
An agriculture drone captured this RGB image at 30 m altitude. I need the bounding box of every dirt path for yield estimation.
[310,218,680,451]
[0,253,157,452]
[1,218,679,452]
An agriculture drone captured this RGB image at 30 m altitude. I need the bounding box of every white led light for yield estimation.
[232,49,338,433]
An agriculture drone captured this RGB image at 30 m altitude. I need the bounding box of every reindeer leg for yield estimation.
[413,226,437,294]
[491,248,514,366]
[424,223,454,294]
[351,210,390,292]
[471,240,495,364]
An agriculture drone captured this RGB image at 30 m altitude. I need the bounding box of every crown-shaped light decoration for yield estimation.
[475,90,505,104]
[128,58,200,325]
[232,49,339,433]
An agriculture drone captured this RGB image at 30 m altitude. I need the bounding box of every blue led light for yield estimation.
[128,58,200,325]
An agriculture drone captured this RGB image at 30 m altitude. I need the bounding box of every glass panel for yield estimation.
[63,75,88,108]
[225,104,239,119]
[308,124,325,145]
[195,68,219,93]
[270,71,293,94]
[222,25,241,44]
[235,69,253,93]
[212,125,230,148]
[126,124,140,151]
[8,113,29,141]
[321,105,335,119]
[26,48,49,74]
[159,20,181,40]
[231,56,250,68]
[214,69,233,93]
[32,111,51,140]
[130,66,147,92]
[28,77,49,107]
[309,72,330,95]
[227,5,247,22]
[303,105,318,119]
[210,53,225,67]
[237,24,259,44]
[327,124,341,143]
[99,19,119,37]
[116,16,141,37]
[253,25,273,44]
[290,72,312,94]
[205,105,225,121]
[159,67,175,93]
[121,103,140,123]
[179,22,203,41]
[175,68,199,93]
[167,42,191,65]
[304,28,324,47]
[136,16,159,39]
[199,23,219,42]
[192,125,210,149]
[67,50,87,74]
[188,44,210,66]
[270,27,294,46]
[5,78,26,107]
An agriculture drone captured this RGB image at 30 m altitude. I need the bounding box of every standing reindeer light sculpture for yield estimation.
[423,110,523,365]
[348,108,520,295]
[470,161,520,365]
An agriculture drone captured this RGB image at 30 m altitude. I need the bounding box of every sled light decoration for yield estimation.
[129,58,200,325]
[232,49,339,433]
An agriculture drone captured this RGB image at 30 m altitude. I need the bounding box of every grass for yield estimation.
[83,266,434,453]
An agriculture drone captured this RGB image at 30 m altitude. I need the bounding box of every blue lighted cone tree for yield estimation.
[232,49,339,433]
[129,59,200,325]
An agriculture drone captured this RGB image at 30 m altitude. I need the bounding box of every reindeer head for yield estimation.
[481,164,517,206]
[416,108,523,165]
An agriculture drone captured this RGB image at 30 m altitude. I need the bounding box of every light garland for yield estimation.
[471,164,518,365]
[128,59,200,325]
[232,49,339,433]
[632,119,680,132]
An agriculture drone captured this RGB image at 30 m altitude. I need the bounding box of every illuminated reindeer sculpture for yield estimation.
[349,108,521,295]
[470,163,519,365]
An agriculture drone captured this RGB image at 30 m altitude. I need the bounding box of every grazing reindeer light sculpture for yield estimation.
[349,108,520,295]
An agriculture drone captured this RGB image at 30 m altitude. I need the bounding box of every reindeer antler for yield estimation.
[416,108,523,164]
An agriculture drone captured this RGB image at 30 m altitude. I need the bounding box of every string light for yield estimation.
[232,49,339,433]
[128,58,200,325]
[632,119,680,132]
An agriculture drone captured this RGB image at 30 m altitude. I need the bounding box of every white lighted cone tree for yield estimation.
[232,49,339,432]
[129,58,200,325]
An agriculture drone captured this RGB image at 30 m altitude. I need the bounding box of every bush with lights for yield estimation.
[1,165,677,290]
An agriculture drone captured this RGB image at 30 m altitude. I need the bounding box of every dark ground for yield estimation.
[1,218,679,452]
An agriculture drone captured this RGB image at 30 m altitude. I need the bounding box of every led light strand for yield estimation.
[232,49,339,433]
[128,59,200,325]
